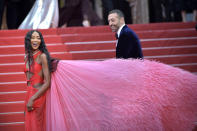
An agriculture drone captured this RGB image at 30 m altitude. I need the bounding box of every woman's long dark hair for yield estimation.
[25,30,52,73]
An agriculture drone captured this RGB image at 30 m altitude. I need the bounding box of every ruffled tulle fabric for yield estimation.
[46,59,197,131]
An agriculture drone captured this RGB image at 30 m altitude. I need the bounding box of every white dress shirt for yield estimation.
[116,24,125,47]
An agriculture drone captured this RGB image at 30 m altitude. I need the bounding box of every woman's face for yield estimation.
[31,31,41,50]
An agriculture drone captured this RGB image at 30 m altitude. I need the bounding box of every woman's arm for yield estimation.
[26,53,51,111]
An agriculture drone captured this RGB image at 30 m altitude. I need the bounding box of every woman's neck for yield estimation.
[32,49,40,56]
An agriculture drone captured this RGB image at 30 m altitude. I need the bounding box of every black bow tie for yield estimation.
[115,33,118,39]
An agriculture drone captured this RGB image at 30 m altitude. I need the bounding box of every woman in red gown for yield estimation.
[24,30,52,131]
[24,30,197,131]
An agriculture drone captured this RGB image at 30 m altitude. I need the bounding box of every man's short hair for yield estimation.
[108,9,124,18]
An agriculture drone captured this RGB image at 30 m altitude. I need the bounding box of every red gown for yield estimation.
[24,51,46,131]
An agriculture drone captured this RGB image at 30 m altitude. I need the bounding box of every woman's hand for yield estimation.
[27,98,34,112]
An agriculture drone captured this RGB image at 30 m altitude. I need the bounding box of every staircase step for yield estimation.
[0,28,57,37]
[71,51,115,60]
[143,46,197,56]
[0,44,68,54]
[0,92,26,102]
[67,42,115,51]
[137,29,197,39]
[0,64,23,73]
[62,33,115,43]
[0,53,72,64]
[58,25,111,34]
[0,123,24,131]
[0,83,26,92]
[0,102,24,113]
[172,63,197,72]
[141,38,197,48]
[0,35,62,45]
[0,113,24,123]
[0,74,25,83]
[129,22,196,31]
[146,54,197,64]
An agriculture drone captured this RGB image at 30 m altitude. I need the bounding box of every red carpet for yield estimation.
[0,22,197,131]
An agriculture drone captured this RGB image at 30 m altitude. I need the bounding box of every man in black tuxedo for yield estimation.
[108,9,143,59]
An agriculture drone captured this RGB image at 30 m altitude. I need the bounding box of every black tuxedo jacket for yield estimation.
[116,25,143,59]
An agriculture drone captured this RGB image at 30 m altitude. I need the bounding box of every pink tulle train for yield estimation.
[46,59,197,131]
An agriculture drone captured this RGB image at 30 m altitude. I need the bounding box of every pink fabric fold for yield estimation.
[46,59,197,131]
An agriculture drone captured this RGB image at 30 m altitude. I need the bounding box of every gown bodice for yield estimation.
[24,51,43,86]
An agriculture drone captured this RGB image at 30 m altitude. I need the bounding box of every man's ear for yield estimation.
[120,17,125,24]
